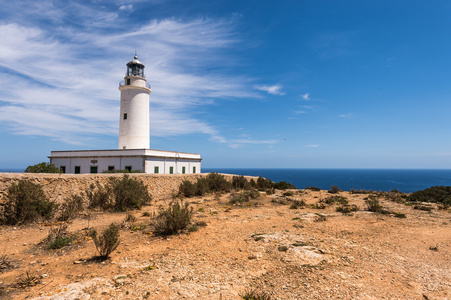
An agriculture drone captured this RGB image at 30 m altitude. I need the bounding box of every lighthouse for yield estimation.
[49,54,201,174]
[118,55,151,149]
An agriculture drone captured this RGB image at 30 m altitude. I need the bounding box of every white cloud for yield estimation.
[305,144,319,148]
[294,110,307,114]
[0,10,259,146]
[339,113,353,118]
[119,4,133,11]
[302,93,310,100]
[254,84,285,96]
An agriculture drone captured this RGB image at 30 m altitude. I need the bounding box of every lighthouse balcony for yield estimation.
[119,80,151,89]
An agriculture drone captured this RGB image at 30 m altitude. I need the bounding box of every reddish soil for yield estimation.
[0,189,450,299]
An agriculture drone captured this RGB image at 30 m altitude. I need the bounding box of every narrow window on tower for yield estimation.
[124,113,127,120]
[126,78,130,85]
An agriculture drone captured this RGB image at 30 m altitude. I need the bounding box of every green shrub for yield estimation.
[408,186,451,206]
[283,191,294,197]
[328,185,342,194]
[232,175,249,190]
[153,200,193,235]
[90,223,120,259]
[109,175,151,211]
[365,195,383,212]
[86,182,112,210]
[58,194,84,221]
[305,186,320,191]
[45,224,74,249]
[273,181,296,190]
[195,177,210,196]
[289,199,306,209]
[207,172,232,192]
[322,195,348,205]
[230,189,260,205]
[24,162,60,173]
[179,180,196,197]
[2,179,56,225]
[256,176,273,190]
[336,204,359,214]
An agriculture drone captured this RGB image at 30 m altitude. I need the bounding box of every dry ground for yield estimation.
[0,189,450,299]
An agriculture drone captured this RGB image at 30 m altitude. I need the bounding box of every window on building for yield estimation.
[169,166,174,174]
[154,166,159,174]
[126,78,130,85]
[123,113,127,120]
[90,166,98,174]
[182,166,186,174]
[125,166,132,172]
[74,166,81,174]
[108,166,115,171]
[193,167,196,174]
[60,166,66,174]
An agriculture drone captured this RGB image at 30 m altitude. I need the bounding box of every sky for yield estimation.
[1,0,451,169]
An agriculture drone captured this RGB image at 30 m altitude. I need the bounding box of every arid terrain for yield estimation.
[0,188,450,299]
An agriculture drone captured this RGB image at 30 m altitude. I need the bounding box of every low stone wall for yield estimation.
[0,172,242,204]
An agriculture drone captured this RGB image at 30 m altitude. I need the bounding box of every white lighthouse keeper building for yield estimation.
[49,55,202,174]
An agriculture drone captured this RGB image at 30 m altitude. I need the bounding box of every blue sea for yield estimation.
[202,168,451,193]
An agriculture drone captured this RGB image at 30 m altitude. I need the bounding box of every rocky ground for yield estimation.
[0,189,450,299]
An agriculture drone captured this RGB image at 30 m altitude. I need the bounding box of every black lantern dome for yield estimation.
[126,55,145,78]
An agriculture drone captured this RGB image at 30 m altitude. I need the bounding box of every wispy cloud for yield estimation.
[339,113,353,118]
[254,84,285,95]
[0,2,258,146]
[294,110,307,114]
[301,93,310,100]
[305,144,319,148]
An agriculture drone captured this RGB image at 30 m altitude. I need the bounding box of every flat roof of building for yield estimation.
[49,149,201,160]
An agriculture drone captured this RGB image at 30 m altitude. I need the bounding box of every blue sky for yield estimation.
[1,0,451,169]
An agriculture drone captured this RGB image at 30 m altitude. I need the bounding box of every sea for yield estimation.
[2,168,451,193]
[202,168,451,193]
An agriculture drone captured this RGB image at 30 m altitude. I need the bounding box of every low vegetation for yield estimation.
[153,200,193,236]
[24,162,60,173]
[408,186,451,208]
[58,194,84,221]
[2,179,57,225]
[90,223,120,259]
[240,287,273,300]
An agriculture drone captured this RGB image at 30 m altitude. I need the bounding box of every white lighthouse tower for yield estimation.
[118,55,151,149]
[49,54,201,174]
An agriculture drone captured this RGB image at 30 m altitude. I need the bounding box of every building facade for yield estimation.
[49,55,202,174]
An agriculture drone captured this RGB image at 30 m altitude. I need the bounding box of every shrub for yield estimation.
[408,186,451,206]
[305,186,320,191]
[256,176,272,190]
[413,205,433,211]
[2,179,56,225]
[90,223,120,259]
[179,180,196,197]
[322,195,348,205]
[290,200,306,209]
[278,245,289,252]
[46,224,74,249]
[58,194,84,221]
[207,172,232,192]
[336,204,359,214]
[16,271,41,288]
[328,185,342,194]
[240,287,272,300]
[283,191,294,197]
[24,162,60,173]
[232,176,249,190]
[153,200,193,235]
[109,175,151,211]
[229,190,260,205]
[365,195,383,212]
[273,181,296,190]
[86,182,112,210]
[195,177,210,196]
[0,254,16,271]
[188,224,199,232]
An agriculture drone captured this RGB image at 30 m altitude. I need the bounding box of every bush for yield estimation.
[336,204,359,214]
[207,172,232,192]
[240,287,272,300]
[45,223,74,249]
[273,181,296,190]
[283,191,294,197]
[86,182,112,210]
[179,180,196,197]
[153,200,193,235]
[110,175,151,211]
[322,195,348,205]
[24,162,60,173]
[328,185,342,194]
[408,186,451,206]
[87,176,151,211]
[2,180,56,225]
[289,199,306,209]
[365,195,383,212]
[256,176,273,190]
[305,186,320,191]
[229,190,260,205]
[58,194,84,221]
[90,223,120,259]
